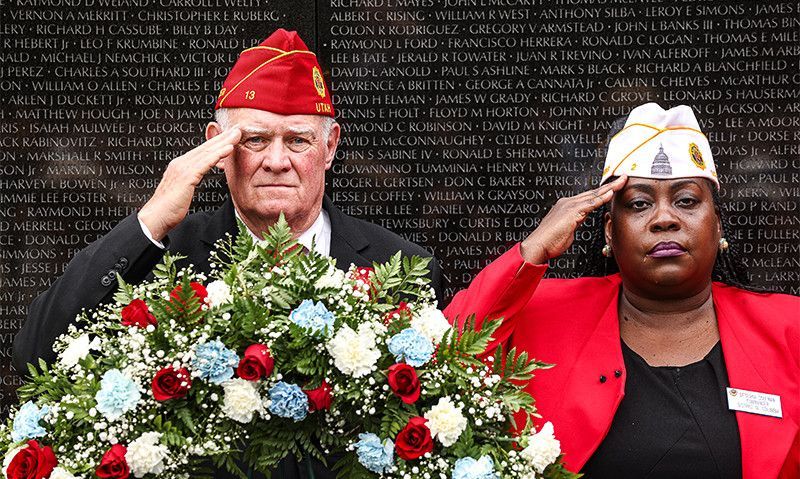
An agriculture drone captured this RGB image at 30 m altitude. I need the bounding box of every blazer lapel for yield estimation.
[200,196,238,247]
[323,196,372,271]
[715,285,799,479]
[556,277,625,471]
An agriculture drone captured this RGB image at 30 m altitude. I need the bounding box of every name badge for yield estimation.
[726,387,782,418]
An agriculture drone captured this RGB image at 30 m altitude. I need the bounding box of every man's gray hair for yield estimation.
[215,108,337,142]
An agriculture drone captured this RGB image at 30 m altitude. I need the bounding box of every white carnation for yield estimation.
[410,306,451,344]
[520,422,561,474]
[205,280,232,307]
[424,396,467,447]
[326,323,381,377]
[50,467,78,479]
[59,333,100,369]
[126,432,169,477]
[314,265,346,290]
[3,444,27,477]
[221,378,264,423]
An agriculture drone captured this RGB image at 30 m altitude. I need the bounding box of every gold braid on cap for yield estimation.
[240,46,316,55]
[608,123,708,178]
[217,49,317,108]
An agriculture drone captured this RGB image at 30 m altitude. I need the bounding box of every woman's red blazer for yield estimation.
[444,243,799,478]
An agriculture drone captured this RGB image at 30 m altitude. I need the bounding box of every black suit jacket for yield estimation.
[13,195,442,479]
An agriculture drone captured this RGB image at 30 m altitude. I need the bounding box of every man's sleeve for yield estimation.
[13,212,166,372]
[443,243,548,355]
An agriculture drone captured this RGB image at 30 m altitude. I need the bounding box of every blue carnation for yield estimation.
[268,382,308,422]
[355,433,394,474]
[289,300,335,335]
[388,328,434,367]
[452,456,499,479]
[192,339,239,384]
[95,369,141,421]
[11,401,49,442]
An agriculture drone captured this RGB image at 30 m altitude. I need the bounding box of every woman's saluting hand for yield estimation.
[520,175,627,265]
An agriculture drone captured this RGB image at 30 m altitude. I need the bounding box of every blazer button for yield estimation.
[599,375,607,383]
[118,257,128,268]
[614,370,623,378]
[101,275,113,287]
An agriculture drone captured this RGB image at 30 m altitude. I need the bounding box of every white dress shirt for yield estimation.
[139,209,332,256]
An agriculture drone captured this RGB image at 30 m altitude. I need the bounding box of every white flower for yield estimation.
[424,397,467,447]
[521,422,561,474]
[205,280,232,307]
[3,444,27,477]
[126,432,169,477]
[59,333,101,369]
[326,323,381,377]
[50,467,78,479]
[221,378,264,423]
[411,306,451,344]
[315,265,346,290]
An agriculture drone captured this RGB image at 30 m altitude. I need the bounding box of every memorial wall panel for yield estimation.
[318,1,800,299]
[0,0,798,413]
[0,0,314,413]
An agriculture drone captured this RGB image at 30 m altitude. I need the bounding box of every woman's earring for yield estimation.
[718,238,729,252]
[602,244,613,257]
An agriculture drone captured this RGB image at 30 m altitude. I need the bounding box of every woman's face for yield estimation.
[606,177,721,299]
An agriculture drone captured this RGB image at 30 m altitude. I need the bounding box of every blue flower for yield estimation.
[192,339,239,384]
[95,369,141,421]
[289,300,335,335]
[388,328,434,367]
[11,401,49,442]
[268,382,308,422]
[355,433,394,473]
[452,456,499,479]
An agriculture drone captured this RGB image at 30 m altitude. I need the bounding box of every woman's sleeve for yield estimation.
[443,242,548,354]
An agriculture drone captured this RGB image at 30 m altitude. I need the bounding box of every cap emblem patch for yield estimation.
[651,144,672,176]
[312,66,326,98]
[689,143,705,170]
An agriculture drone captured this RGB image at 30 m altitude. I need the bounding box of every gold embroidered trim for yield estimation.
[608,124,709,178]
[240,46,316,56]
[218,50,314,107]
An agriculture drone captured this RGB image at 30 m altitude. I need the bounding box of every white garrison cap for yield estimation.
[601,103,718,188]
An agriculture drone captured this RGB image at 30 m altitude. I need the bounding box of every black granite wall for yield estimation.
[1,0,798,414]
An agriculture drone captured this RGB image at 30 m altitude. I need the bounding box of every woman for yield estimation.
[444,103,798,478]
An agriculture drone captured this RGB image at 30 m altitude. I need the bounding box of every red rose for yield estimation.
[120,299,157,328]
[304,381,333,412]
[6,440,57,479]
[236,344,274,381]
[169,282,208,312]
[95,444,129,479]
[351,267,375,297]
[387,363,420,404]
[151,366,191,401]
[395,417,434,460]
[352,267,373,285]
[384,301,411,324]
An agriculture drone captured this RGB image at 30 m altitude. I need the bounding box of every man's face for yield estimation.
[208,108,339,235]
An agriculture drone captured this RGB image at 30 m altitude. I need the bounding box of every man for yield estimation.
[13,30,442,476]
